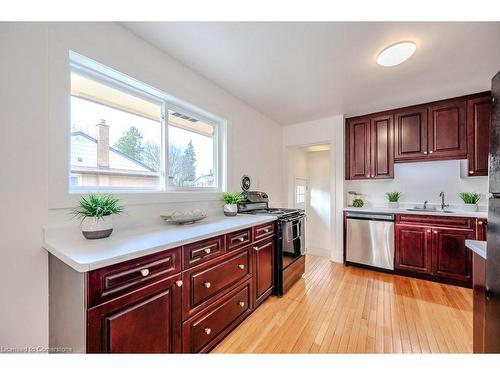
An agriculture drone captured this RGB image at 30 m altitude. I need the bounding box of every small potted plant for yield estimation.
[386,192,402,209]
[72,193,124,239]
[459,192,481,212]
[221,192,244,216]
[352,198,364,208]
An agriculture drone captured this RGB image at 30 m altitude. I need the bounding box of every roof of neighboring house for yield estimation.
[71,131,158,175]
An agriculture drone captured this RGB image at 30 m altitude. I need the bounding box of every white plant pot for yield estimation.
[81,216,113,239]
[223,203,238,216]
[388,202,399,209]
[462,203,478,212]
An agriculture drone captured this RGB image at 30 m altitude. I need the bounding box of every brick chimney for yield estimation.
[96,119,110,169]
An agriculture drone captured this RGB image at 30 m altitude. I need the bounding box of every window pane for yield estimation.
[167,109,216,188]
[70,72,163,190]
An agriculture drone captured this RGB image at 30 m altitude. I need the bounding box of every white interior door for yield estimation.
[294,178,307,210]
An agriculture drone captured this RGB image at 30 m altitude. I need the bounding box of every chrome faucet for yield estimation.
[439,192,449,211]
[423,200,428,209]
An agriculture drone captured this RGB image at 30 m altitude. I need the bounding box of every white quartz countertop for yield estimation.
[344,206,488,219]
[43,215,276,272]
[466,240,487,260]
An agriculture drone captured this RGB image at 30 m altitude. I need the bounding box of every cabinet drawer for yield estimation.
[396,214,474,229]
[183,235,225,269]
[87,247,182,308]
[182,279,252,353]
[182,248,252,319]
[253,221,275,241]
[226,228,252,251]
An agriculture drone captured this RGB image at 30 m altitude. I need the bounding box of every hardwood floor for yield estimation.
[213,255,473,353]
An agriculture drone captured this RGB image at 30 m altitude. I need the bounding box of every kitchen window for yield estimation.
[69,53,225,193]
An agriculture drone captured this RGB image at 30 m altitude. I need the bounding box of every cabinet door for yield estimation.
[428,99,467,159]
[395,225,432,274]
[253,239,274,307]
[394,107,428,161]
[431,227,474,283]
[87,274,182,353]
[467,95,491,176]
[371,114,394,179]
[347,118,371,179]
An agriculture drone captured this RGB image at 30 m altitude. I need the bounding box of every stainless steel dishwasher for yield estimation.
[345,211,395,270]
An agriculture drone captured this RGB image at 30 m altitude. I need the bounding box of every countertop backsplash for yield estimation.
[344,159,489,211]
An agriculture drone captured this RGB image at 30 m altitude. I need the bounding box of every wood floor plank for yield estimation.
[212,255,473,354]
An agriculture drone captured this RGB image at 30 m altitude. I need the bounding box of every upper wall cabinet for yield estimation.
[467,95,492,176]
[427,99,467,159]
[394,107,428,160]
[345,92,491,180]
[346,115,394,180]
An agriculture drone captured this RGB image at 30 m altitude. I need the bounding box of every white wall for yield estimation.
[282,115,344,263]
[306,151,331,257]
[0,22,283,348]
[345,160,489,210]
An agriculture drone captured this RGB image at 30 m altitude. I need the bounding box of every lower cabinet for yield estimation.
[182,278,253,353]
[394,215,477,287]
[431,227,474,283]
[253,238,275,307]
[395,225,432,274]
[87,274,182,353]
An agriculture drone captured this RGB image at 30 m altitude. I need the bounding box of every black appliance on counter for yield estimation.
[238,191,306,296]
[485,70,500,352]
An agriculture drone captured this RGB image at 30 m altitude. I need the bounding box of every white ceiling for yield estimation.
[122,22,500,125]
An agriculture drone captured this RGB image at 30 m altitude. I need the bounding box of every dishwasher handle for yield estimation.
[345,212,395,222]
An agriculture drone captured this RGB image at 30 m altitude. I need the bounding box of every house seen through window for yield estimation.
[69,56,222,192]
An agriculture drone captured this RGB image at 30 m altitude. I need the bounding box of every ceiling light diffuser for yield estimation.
[377,41,416,67]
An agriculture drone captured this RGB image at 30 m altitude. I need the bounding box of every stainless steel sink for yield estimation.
[406,208,455,213]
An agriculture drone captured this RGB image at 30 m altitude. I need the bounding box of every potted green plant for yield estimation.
[352,198,364,208]
[72,194,124,239]
[221,192,244,216]
[386,191,402,209]
[459,192,481,212]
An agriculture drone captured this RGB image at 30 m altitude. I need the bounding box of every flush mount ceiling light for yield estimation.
[377,41,416,67]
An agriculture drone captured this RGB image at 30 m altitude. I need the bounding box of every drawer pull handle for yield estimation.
[204,281,212,289]
[140,269,150,277]
[176,280,183,287]
[238,264,245,270]
[478,221,484,225]
[203,247,211,254]
[238,301,245,307]
[204,328,211,335]
[238,236,245,242]
[264,228,270,233]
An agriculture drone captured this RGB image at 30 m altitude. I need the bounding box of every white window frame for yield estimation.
[68,51,225,195]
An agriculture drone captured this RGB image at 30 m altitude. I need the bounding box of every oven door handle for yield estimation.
[280,215,305,223]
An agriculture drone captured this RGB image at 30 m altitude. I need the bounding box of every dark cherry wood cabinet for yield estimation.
[394,214,479,287]
[50,220,278,354]
[346,117,371,179]
[427,99,467,159]
[394,107,428,161]
[395,225,432,274]
[467,95,492,176]
[253,238,275,307]
[87,274,182,353]
[345,91,491,178]
[431,227,474,283]
[345,115,394,180]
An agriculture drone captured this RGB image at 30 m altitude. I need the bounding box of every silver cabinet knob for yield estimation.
[470,171,474,174]
[429,150,433,154]
[204,248,211,254]
[253,246,259,251]
[238,301,245,307]
[238,264,245,270]
[264,228,269,233]
[433,231,438,234]
[478,221,484,225]
[140,269,150,277]
[424,151,428,154]
[204,328,211,335]
[238,237,245,242]
[204,281,211,289]
[175,280,183,287]
[427,229,431,233]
